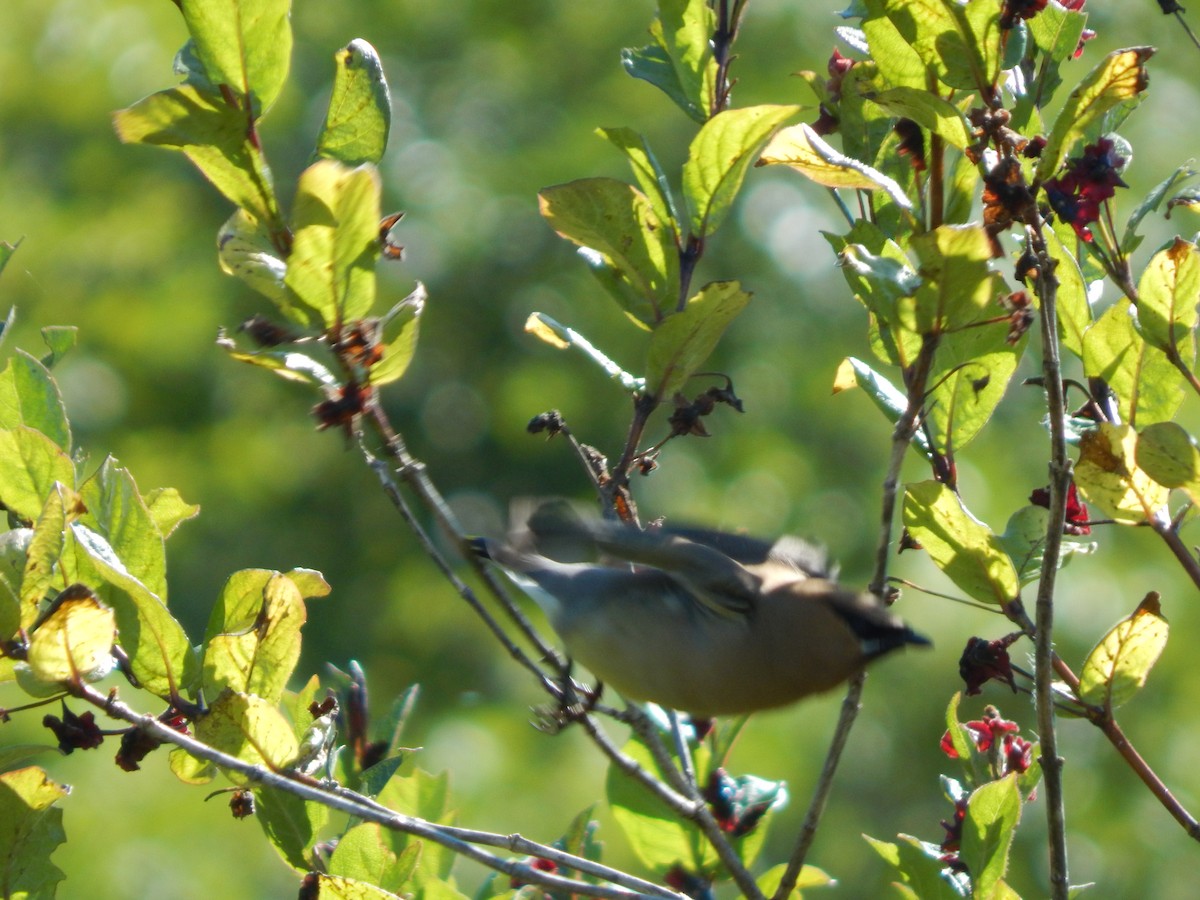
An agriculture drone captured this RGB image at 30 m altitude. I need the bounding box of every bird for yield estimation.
[473,501,929,717]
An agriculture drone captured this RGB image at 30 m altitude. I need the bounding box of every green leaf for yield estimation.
[1121,164,1196,255]
[864,833,962,899]
[1036,48,1154,184]
[1027,1,1087,63]
[1083,299,1183,427]
[0,350,71,451]
[873,0,1000,96]
[1043,226,1091,358]
[286,160,383,329]
[832,357,931,455]
[20,489,74,631]
[1137,421,1200,506]
[195,689,301,775]
[66,523,200,699]
[369,286,426,386]
[758,123,913,210]
[621,0,717,123]
[255,783,329,872]
[906,224,1003,334]
[607,734,714,873]
[327,823,422,893]
[860,2,928,90]
[297,874,405,898]
[142,487,201,540]
[79,458,168,599]
[1078,592,1168,710]
[0,767,68,899]
[869,86,973,151]
[597,126,680,240]
[903,480,1020,605]
[538,178,678,324]
[376,767,456,884]
[26,589,116,685]
[942,692,977,777]
[683,104,801,237]
[179,0,292,114]
[39,327,77,371]
[216,333,339,387]
[0,243,17,279]
[1075,423,1169,524]
[756,863,835,897]
[1137,237,1199,357]
[929,320,1024,454]
[217,209,301,323]
[0,528,32,639]
[114,85,282,227]
[318,39,392,166]
[646,281,750,400]
[202,570,308,705]
[0,427,75,522]
[960,776,1021,900]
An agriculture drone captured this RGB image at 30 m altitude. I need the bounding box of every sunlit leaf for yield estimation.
[1083,300,1182,427]
[286,160,382,329]
[868,86,973,151]
[327,823,422,894]
[832,356,931,454]
[759,123,913,210]
[597,126,680,239]
[906,224,1003,334]
[1137,237,1199,359]
[20,487,77,630]
[1136,421,1200,506]
[301,874,408,898]
[1075,423,1170,524]
[202,569,308,705]
[646,281,750,400]
[0,767,68,898]
[864,833,962,899]
[860,1,926,90]
[0,427,75,522]
[1037,48,1154,184]
[318,39,392,166]
[216,332,339,387]
[961,776,1021,900]
[80,458,168,600]
[903,480,1020,605]
[684,104,800,237]
[1079,592,1168,710]
[1044,226,1091,359]
[26,587,115,684]
[179,0,292,114]
[756,863,835,897]
[142,487,201,540]
[217,209,301,323]
[66,523,200,699]
[926,320,1023,454]
[539,178,678,324]
[39,327,77,371]
[621,0,717,123]
[376,767,457,884]
[1027,1,1087,63]
[114,85,282,227]
[0,351,70,451]
[369,285,426,386]
[872,0,1000,96]
[194,689,300,776]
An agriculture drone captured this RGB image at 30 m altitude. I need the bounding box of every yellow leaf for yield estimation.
[1079,592,1168,710]
[1076,423,1170,523]
[26,585,116,684]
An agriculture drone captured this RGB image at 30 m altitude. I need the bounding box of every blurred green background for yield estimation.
[2,1,1199,897]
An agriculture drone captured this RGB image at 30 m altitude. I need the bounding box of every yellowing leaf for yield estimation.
[903,481,1020,605]
[26,586,116,684]
[317,39,392,167]
[646,281,750,400]
[1136,421,1200,506]
[1037,48,1154,183]
[1075,423,1170,524]
[758,123,912,209]
[1079,592,1168,709]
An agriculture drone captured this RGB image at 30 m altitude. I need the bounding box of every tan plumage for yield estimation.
[475,502,929,717]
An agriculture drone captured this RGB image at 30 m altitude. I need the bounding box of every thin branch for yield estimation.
[1026,219,1071,900]
[74,684,682,900]
[774,333,940,900]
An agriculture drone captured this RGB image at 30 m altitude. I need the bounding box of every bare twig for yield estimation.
[73,684,682,900]
[774,333,940,900]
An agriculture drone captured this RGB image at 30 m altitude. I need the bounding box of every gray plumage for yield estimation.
[475,502,929,717]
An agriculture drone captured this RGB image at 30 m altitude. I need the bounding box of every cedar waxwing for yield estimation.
[474,502,929,717]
